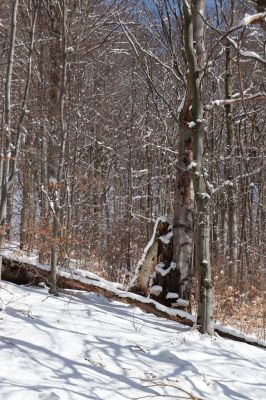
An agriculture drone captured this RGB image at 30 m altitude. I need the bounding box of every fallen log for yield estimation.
[1,255,266,349]
[1,255,194,327]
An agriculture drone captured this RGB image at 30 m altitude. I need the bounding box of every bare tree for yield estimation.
[183,0,214,334]
[0,0,19,282]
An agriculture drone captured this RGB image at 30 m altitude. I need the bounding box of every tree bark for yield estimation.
[128,217,171,296]
[0,0,18,232]
[172,86,194,302]
[0,0,19,285]
[225,44,238,282]
[183,0,214,335]
[49,0,68,295]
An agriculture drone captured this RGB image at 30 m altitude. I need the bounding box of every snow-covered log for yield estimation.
[1,254,266,348]
[1,254,193,328]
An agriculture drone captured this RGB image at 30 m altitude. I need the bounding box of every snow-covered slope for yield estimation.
[0,282,265,400]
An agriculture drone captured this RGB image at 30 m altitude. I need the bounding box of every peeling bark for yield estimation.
[128,217,171,296]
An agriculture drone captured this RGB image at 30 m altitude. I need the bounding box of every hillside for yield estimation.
[0,281,265,400]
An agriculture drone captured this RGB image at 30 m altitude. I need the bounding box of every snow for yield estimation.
[2,247,266,348]
[212,99,223,106]
[214,323,266,348]
[1,247,123,291]
[0,249,193,323]
[49,177,57,184]
[240,12,266,27]
[131,169,148,177]
[1,281,266,400]
[187,161,197,170]
[227,37,266,65]
[156,261,176,277]
[198,192,210,200]
[159,231,173,245]
[49,201,55,213]
[150,285,163,296]
[177,93,186,113]
[224,180,231,186]
[174,298,190,307]
[166,292,179,299]
[188,121,196,128]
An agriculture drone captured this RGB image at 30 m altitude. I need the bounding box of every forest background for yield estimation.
[0,0,265,338]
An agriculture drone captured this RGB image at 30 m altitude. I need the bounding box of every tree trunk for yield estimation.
[0,0,19,284]
[225,44,238,282]
[0,0,18,232]
[49,0,68,295]
[172,87,194,302]
[184,0,214,335]
[152,91,194,308]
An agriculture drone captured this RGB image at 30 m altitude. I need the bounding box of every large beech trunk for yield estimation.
[172,89,194,302]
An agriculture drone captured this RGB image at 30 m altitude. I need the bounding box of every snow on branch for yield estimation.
[212,167,263,196]
[227,37,266,66]
[199,9,266,35]
[238,12,266,27]
[206,92,266,109]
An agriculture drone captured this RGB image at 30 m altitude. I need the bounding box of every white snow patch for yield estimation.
[241,12,266,26]
[187,161,197,170]
[0,247,123,291]
[159,231,173,244]
[174,298,190,307]
[212,99,223,106]
[188,121,196,128]
[131,169,148,176]
[150,285,163,296]
[177,93,186,113]
[156,261,176,277]
[166,292,179,299]
[198,192,210,200]
[215,322,266,347]
[227,37,266,65]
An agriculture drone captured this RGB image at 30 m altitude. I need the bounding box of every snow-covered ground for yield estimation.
[0,282,265,400]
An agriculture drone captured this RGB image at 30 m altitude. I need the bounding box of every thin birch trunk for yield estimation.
[225,44,238,282]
